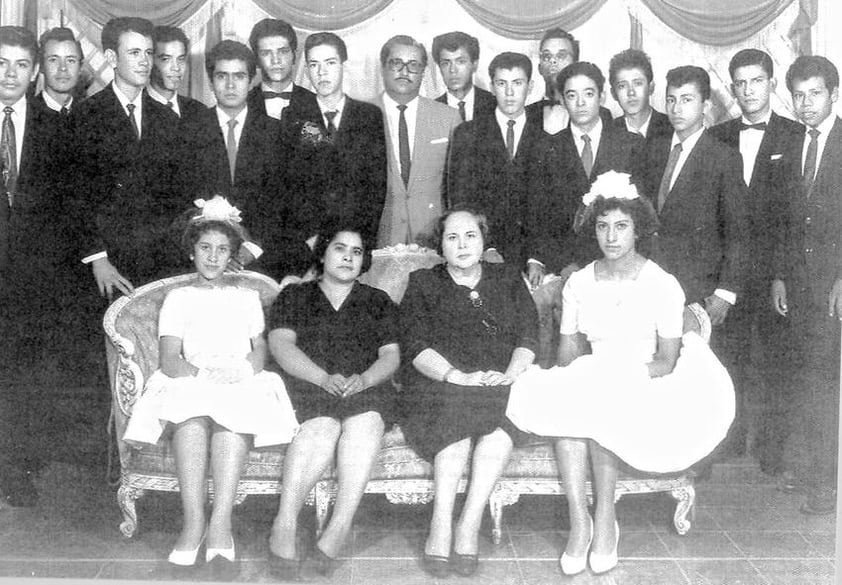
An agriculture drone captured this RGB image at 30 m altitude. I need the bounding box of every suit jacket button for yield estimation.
[805,247,813,253]
[805,216,812,225]
[115,182,123,189]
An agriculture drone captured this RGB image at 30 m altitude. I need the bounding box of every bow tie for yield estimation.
[739,121,766,131]
[263,90,292,100]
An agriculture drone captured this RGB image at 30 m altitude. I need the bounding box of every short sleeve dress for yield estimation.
[398,263,540,462]
[123,285,299,448]
[506,260,735,473]
[267,281,400,423]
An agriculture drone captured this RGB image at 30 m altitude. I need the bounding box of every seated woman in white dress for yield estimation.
[123,197,298,575]
[506,172,734,576]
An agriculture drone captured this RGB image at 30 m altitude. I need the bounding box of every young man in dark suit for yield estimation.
[148,25,205,120]
[448,51,541,268]
[180,40,302,279]
[525,61,644,364]
[0,26,78,507]
[645,66,747,319]
[708,49,803,475]
[608,49,671,141]
[70,17,186,299]
[525,28,612,135]
[246,18,314,121]
[37,26,83,115]
[772,56,842,515]
[431,31,496,123]
[280,31,386,254]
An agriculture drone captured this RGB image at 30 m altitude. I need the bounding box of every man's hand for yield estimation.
[341,374,368,397]
[227,247,255,272]
[828,278,842,318]
[557,263,579,284]
[526,263,545,290]
[320,373,348,397]
[704,294,732,326]
[771,279,788,316]
[482,248,505,264]
[92,258,134,301]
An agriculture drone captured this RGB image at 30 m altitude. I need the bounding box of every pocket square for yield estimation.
[770,153,783,160]
[430,137,449,144]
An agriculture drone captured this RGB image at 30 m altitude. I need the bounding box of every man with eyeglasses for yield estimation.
[246,18,315,121]
[525,28,611,135]
[432,31,496,123]
[376,35,461,247]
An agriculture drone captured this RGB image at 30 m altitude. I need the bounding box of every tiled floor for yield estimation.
[0,455,836,584]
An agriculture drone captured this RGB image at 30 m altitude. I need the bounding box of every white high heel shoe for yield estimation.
[205,538,236,562]
[168,531,207,566]
[559,516,593,576]
[589,520,619,574]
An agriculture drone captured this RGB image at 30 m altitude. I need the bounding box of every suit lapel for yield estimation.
[810,117,842,198]
[379,95,404,195]
[409,98,432,188]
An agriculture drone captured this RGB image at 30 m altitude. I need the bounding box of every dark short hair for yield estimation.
[432,31,479,64]
[609,48,652,86]
[305,31,347,63]
[0,26,38,62]
[152,25,189,54]
[666,65,710,101]
[311,223,373,276]
[586,196,660,242]
[728,48,773,80]
[539,27,579,62]
[786,55,839,93]
[488,51,532,81]
[205,40,256,80]
[248,18,297,55]
[38,27,83,65]
[181,219,245,257]
[380,35,427,68]
[101,17,153,54]
[555,61,605,95]
[433,204,490,256]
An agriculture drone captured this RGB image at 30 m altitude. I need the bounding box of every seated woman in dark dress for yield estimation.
[266,224,399,578]
[399,206,539,577]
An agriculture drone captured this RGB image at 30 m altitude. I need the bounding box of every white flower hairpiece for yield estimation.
[581,170,639,207]
[192,195,243,224]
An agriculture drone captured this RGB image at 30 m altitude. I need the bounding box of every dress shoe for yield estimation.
[422,552,451,578]
[167,531,207,566]
[450,550,479,576]
[800,489,837,516]
[589,521,619,574]
[313,544,339,577]
[206,539,238,581]
[559,516,592,576]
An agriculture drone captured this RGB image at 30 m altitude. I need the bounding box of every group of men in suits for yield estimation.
[0,17,839,516]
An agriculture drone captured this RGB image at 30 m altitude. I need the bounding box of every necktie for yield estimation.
[738,121,767,131]
[126,103,140,140]
[324,110,338,138]
[457,100,466,122]
[263,90,292,100]
[803,128,820,194]
[1,106,16,206]
[398,105,411,187]
[59,106,69,117]
[581,134,593,177]
[226,118,238,182]
[657,142,683,212]
[506,119,516,160]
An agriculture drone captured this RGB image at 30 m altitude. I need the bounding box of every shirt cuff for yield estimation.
[242,241,263,260]
[714,289,736,305]
[82,251,108,264]
[526,258,545,268]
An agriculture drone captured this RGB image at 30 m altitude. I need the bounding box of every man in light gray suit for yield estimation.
[376,35,461,247]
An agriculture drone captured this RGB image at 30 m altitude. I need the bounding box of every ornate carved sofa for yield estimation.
[105,245,703,541]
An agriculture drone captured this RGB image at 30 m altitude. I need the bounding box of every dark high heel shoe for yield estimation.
[313,544,340,577]
[450,550,479,576]
[422,552,451,578]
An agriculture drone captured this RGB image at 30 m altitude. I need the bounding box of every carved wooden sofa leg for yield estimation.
[117,482,142,538]
[670,484,695,535]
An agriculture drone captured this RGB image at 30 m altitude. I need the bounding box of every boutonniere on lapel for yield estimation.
[299,121,333,147]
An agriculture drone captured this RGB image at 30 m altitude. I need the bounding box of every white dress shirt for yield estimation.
[445,85,476,122]
[571,117,603,163]
[147,85,180,117]
[494,108,527,157]
[383,93,419,163]
[737,111,771,186]
[1,94,26,174]
[624,108,653,137]
[41,91,73,113]
[317,94,346,130]
[261,81,293,120]
[800,112,836,181]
